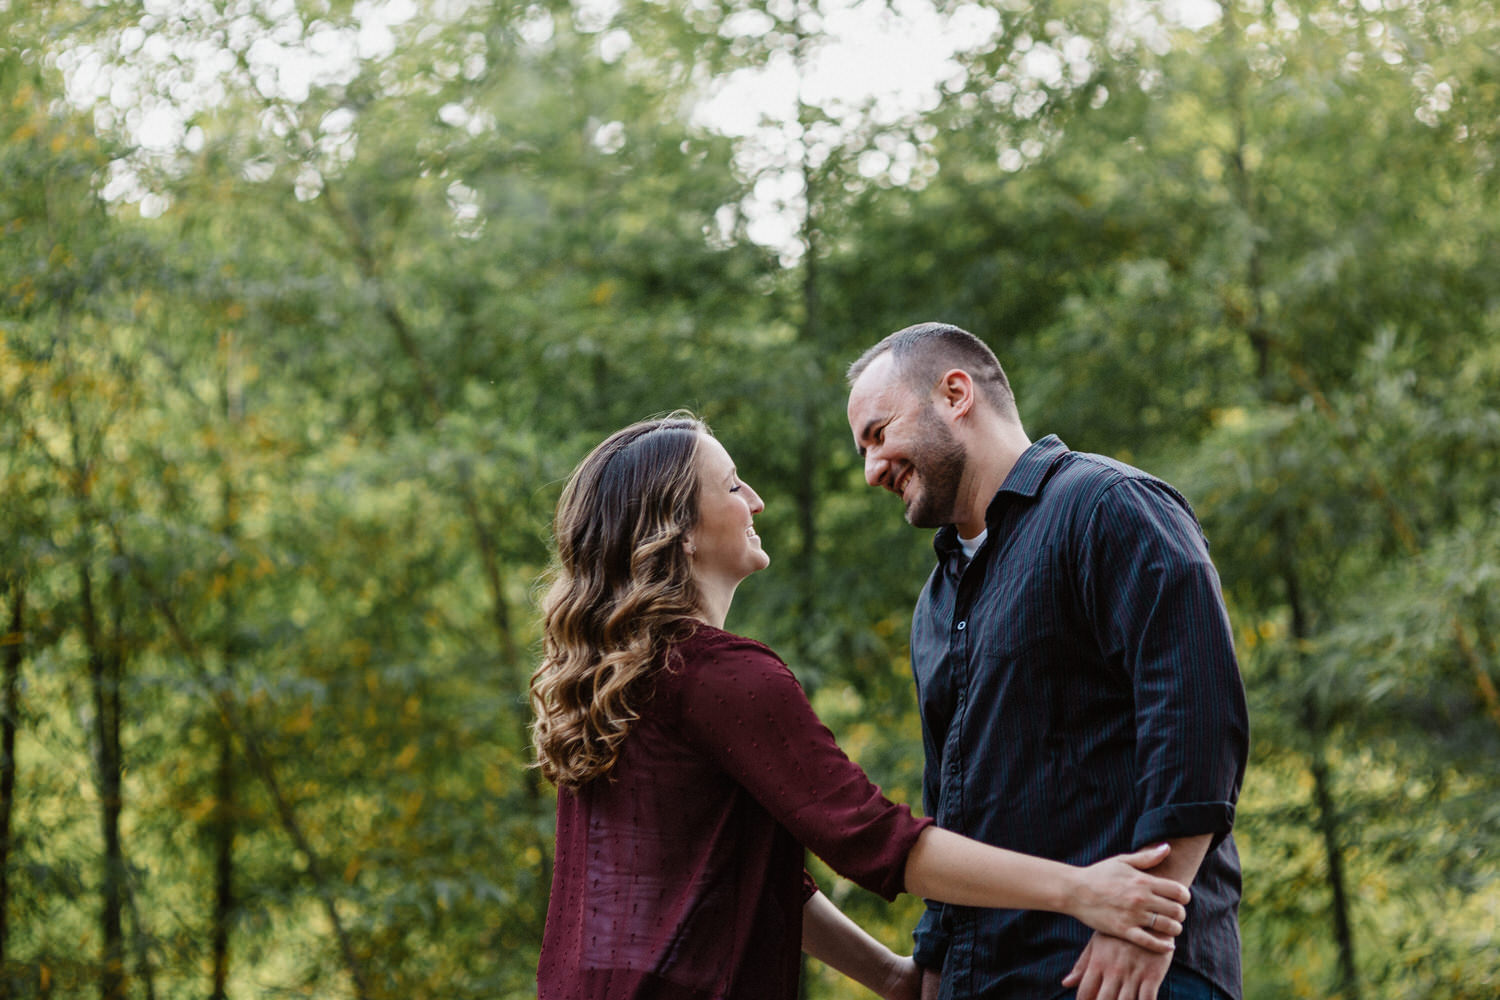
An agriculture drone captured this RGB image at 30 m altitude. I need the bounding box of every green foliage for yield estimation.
[2,0,1497,997]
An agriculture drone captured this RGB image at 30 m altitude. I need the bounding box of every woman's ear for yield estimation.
[683,536,697,558]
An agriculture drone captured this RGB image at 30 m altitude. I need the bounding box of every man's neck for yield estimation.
[953,421,1031,539]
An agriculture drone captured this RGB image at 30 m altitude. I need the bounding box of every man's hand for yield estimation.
[919,966,941,1000]
[1061,833,1209,998]
[1061,933,1173,1000]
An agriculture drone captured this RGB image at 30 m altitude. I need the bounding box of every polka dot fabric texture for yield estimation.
[538,625,931,999]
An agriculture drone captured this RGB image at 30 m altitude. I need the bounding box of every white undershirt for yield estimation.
[959,528,988,561]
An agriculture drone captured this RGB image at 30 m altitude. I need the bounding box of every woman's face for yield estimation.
[687,434,770,587]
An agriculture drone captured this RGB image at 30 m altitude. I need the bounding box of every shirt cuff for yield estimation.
[911,905,949,971]
[1133,801,1236,851]
[801,869,820,904]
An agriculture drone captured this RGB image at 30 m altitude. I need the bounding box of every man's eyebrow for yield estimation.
[854,416,885,458]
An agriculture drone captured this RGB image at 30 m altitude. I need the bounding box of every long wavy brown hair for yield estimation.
[530,415,708,787]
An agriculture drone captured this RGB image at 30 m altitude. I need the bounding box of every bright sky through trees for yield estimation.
[55,0,1219,241]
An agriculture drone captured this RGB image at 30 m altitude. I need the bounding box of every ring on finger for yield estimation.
[1147,913,1157,930]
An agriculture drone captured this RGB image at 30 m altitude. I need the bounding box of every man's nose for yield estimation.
[864,451,887,488]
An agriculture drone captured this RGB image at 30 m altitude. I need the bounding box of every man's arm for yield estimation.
[1080,479,1248,853]
[802,890,920,1000]
[1067,478,1250,999]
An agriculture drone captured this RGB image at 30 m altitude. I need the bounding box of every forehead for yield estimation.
[694,433,735,476]
[847,353,915,427]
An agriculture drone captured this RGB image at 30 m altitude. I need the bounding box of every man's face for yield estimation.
[847,353,967,529]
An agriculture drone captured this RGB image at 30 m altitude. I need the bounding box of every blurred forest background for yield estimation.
[2,0,1498,997]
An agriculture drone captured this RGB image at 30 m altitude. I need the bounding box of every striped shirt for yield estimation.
[910,436,1248,999]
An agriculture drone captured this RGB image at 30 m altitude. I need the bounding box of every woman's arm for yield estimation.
[802,890,919,1000]
[903,830,1188,952]
[1060,833,1212,1000]
[674,639,1186,953]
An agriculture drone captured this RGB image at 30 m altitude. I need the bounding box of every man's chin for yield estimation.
[904,500,948,530]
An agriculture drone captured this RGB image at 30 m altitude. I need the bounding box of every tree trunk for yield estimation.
[55,305,127,1000]
[80,558,127,1000]
[1,580,25,971]
[123,880,159,1000]
[210,726,235,1000]
[1283,565,1360,999]
[211,336,242,1000]
[1307,742,1359,998]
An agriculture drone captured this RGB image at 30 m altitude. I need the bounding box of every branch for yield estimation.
[1453,616,1500,731]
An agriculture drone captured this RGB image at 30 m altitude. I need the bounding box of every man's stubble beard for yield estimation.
[904,408,967,530]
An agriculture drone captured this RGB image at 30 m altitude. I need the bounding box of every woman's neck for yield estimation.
[694,582,735,630]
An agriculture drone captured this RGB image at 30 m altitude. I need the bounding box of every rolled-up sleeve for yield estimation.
[676,638,934,901]
[1080,478,1249,850]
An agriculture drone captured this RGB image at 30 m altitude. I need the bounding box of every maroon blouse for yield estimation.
[538,625,932,1000]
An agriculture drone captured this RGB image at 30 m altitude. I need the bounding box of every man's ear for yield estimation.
[937,368,976,419]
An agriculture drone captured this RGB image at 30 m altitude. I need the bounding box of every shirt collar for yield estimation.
[993,434,1069,501]
[933,435,1070,559]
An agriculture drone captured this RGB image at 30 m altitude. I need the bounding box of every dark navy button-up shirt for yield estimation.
[910,436,1249,999]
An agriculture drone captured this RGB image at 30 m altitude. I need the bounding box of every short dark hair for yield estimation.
[847,322,1017,419]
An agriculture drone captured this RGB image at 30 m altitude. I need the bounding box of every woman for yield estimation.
[531,415,1189,1000]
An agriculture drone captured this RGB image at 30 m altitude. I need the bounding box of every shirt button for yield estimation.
[956,621,966,631]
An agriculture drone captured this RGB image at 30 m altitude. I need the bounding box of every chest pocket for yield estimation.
[962,542,1101,751]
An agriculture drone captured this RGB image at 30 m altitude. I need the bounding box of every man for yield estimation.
[845,322,1249,1000]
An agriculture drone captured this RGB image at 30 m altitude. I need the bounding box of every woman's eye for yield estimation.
[729,483,743,493]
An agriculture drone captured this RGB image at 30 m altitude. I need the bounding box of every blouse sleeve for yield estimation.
[802,869,820,903]
[673,635,932,901]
